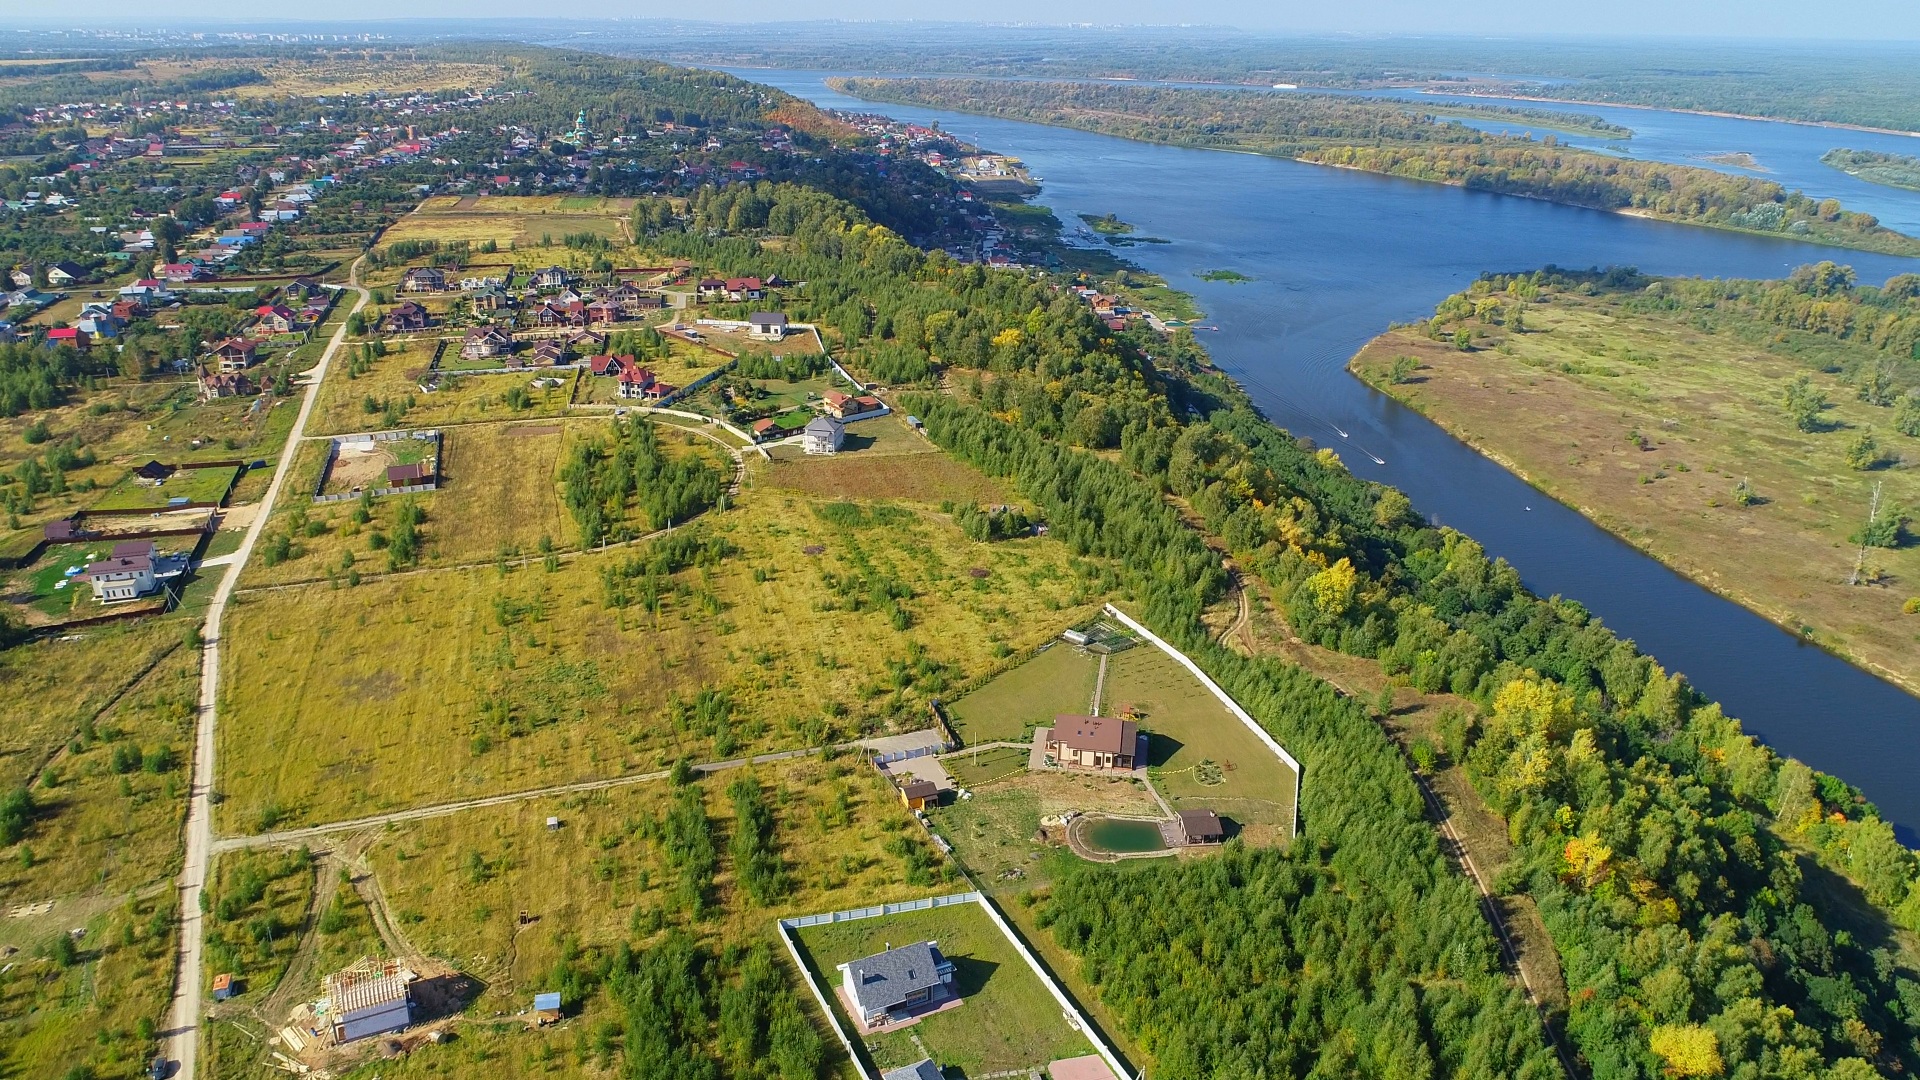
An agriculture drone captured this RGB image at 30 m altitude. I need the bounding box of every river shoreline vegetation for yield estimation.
[647,28,1920,134]
[1824,149,1920,194]
[656,180,1920,1077]
[12,34,1920,1080]
[830,78,1920,258]
[1352,264,1920,699]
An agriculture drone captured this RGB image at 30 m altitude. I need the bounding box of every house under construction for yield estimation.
[323,958,416,1044]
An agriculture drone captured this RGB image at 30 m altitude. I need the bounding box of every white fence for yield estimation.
[779,891,979,930]
[774,889,1135,1080]
[1103,602,1301,840]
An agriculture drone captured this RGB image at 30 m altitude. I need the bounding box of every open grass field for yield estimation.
[120,56,508,98]
[16,542,102,617]
[92,463,240,511]
[217,488,1100,832]
[760,421,1010,507]
[941,745,1031,789]
[369,196,637,281]
[795,902,1100,1077]
[0,380,297,554]
[209,756,945,1079]
[243,418,710,586]
[310,339,574,435]
[1109,645,1297,840]
[0,621,199,1080]
[946,644,1100,744]
[1352,290,1920,695]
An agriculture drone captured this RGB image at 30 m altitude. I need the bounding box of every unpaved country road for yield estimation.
[163,266,370,1080]
[210,745,821,854]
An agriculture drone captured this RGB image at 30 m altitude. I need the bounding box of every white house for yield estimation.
[748,312,788,340]
[838,941,955,1027]
[803,415,843,456]
[81,541,159,602]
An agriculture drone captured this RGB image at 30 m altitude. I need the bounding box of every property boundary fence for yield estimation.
[1102,602,1302,841]
[774,889,1136,1080]
[313,429,442,502]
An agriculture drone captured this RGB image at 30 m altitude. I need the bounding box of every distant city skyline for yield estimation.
[16,5,1920,40]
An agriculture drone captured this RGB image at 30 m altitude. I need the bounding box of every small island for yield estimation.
[1079,212,1136,235]
[1197,269,1253,283]
[1822,148,1920,193]
[1702,151,1766,171]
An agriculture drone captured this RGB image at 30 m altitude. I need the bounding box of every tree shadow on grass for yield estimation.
[1143,731,1185,769]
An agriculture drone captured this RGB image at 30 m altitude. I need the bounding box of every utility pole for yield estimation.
[1849,481,1883,586]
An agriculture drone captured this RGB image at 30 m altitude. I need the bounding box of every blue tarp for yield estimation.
[533,992,562,1012]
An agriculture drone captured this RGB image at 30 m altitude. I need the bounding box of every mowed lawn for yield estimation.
[795,903,1099,1076]
[217,489,1098,832]
[1107,646,1297,842]
[946,644,1099,744]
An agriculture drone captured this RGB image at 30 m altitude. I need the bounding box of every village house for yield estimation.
[197,365,255,401]
[160,262,204,283]
[1043,715,1141,772]
[462,325,512,360]
[585,299,621,325]
[382,301,431,333]
[471,283,514,313]
[881,1061,944,1080]
[530,340,566,366]
[530,265,573,290]
[212,337,257,372]
[823,390,885,421]
[402,266,447,292]
[45,327,90,351]
[45,260,87,286]
[748,311,788,340]
[253,304,298,334]
[837,941,956,1028]
[725,276,765,302]
[696,277,728,300]
[803,415,844,456]
[80,541,174,602]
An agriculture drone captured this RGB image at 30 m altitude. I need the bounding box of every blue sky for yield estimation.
[25,3,1920,39]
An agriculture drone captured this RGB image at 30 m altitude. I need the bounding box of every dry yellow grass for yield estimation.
[216,487,1100,832]
[1353,293,1920,693]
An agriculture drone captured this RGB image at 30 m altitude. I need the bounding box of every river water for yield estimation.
[734,69,1920,838]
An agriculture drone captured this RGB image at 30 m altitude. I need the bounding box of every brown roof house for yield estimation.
[381,301,431,333]
[1179,809,1226,845]
[838,941,955,1028]
[899,779,940,810]
[212,337,257,372]
[461,326,512,361]
[197,365,255,401]
[1044,715,1140,773]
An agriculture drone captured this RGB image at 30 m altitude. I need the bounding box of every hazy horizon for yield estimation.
[10,8,1920,42]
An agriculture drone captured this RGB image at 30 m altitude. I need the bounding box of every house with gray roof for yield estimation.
[838,940,955,1026]
[882,1060,944,1080]
[803,415,843,456]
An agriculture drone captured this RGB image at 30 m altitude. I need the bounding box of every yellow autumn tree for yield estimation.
[1304,557,1358,619]
[1649,1024,1723,1077]
[1562,833,1613,890]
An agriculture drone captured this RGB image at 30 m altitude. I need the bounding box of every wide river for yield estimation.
[736,69,1920,839]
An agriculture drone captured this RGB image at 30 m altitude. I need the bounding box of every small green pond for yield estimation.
[1083,816,1166,854]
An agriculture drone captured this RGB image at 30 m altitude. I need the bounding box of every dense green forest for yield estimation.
[646,27,1920,132]
[832,77,1920,257]
[631,178,1920,1076]
[561,414,726,546]
[1823,150,1920,194]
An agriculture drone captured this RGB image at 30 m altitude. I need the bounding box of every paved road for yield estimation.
[210,745,822,853]
[163,265,370,1080]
